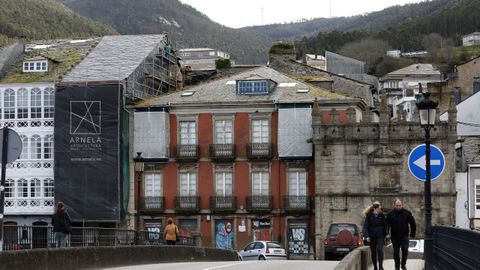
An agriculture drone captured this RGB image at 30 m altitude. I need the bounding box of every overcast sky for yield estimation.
[179,0,427,28]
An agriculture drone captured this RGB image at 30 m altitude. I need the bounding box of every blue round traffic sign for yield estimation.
[408,144,445,181]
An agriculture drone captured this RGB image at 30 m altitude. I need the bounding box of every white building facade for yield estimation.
[0,83,55,226]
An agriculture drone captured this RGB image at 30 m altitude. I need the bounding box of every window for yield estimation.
[144,172,162,197]
[288,170,307,196]
[215,170,233,196]
[476,179,480,211]
[20,135,28,159]
[215,119,233,144]
[179,171,197,196]
[18,179,28,198]
[17,88,28,119]
[30,135,42,159]
[31,88,42,118]
[252,171,269,195]
[44,178,54,197]
[43,87,55,118]
[5,179,14,197]
[252,119,269,143]
[43,135,53,159]
[4,88,15,119]
[179,121,196,144]
[237,80,269,95]
[22,60,48,72]
[30,178,41,198]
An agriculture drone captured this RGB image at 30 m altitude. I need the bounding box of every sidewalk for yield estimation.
[368,259,424,270]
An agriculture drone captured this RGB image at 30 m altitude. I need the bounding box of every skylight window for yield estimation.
[297,89,310,93]
[278,82,296,87]
[237,80,269,95]
[181,91,194,97]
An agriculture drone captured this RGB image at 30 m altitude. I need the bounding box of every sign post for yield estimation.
[0,127,23,251]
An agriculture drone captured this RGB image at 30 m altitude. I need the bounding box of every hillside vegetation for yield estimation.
[60,0,272,64]
[0,0,117,40]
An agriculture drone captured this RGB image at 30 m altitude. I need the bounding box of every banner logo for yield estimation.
[70,101,101,135]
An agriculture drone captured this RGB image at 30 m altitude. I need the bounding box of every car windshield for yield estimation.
[267,242,282,248]
[328,224,358,236]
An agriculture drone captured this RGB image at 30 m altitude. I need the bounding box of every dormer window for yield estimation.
[23,59,48,73]
[237,80,269,95]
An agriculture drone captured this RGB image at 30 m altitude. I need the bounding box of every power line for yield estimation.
[458,121,480,127]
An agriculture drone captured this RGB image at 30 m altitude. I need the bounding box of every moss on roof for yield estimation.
[1,43,95,83]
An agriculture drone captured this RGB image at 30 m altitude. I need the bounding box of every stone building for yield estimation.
[311,95,457,259]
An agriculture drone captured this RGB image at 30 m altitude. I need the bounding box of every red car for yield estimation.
[324,223,363,260]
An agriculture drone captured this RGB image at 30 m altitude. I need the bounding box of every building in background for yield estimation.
[178,48,231,71]
[303,54,326,70]
[462,31,480,46]
[324,51,378,87]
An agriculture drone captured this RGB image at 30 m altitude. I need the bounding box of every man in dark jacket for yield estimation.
[387,199,416,270]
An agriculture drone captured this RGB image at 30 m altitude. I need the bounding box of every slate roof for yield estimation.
[62,35,166,82]
[137,66,358,107]
[387,64,440,76]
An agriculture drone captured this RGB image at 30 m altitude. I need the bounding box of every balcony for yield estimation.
[209,196,237,213]
[174,144,200,162]
[246,195,273,213]
[210,144,235,161]
[174,196,200,213]
[246,143,273,160]
[283,195,311,214]
[140,196,164,213]
[4,197,54,215]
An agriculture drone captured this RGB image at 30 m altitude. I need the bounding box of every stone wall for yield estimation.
[462,136,480,164]
[312,96,457,259]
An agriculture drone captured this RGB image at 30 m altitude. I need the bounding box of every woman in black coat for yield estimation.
[51,201,72,247]
[363,202,388,270]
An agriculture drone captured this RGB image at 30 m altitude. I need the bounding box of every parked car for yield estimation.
[324,223,362,260]
[386,239,424,253]
[238,241,287,260]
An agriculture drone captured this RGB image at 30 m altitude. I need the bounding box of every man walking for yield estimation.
[387,198,416,270]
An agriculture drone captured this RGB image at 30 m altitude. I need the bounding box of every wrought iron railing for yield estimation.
[246,143,272,160]
[174,196,200,212]
[209,196,237,212]
[283,195,311,213]
[1,225,195,250]
[432,225,480,270]
[246,195,273,212]
[210,144,235,161]
[140,196,164,212]
[174,144,200,161]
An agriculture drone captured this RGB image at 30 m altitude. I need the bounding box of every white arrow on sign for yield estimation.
[413,155,441,171]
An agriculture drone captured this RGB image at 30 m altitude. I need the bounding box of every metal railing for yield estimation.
[432,225,480,270]
[174,196,201,212]
[210,144,235,161]
[2,225,195,250]
[209,195,237,212]
[174,144,200,161]
[246,143,273,160]
[246,195,273,212]
[140,196,165,212]
[283,195,311,213]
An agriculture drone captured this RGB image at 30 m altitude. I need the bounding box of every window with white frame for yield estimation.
[30,135,42,159]
[179,170,197,196]
[4,88,15,119]
[20,135,28,159]
[22,60,48,72]
[252,119,269,143]
[30,178,41,198]
[252,170,269,195]
[43,87,55,118]
[144,172,162,197]
[17,179,28,198]
[44,178,54,197]
[43,135,53,159]
[17,88,28,119]
[5,179,15,198]
[31,88,42,118]
[179,121,196,144]
[214,119,233,144]
[288,169,307,196]
[215,169,233,196]
[237,80,269,95]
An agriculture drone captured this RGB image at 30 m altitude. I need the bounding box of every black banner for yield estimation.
[288,221,309,255]
[54,84,121,221]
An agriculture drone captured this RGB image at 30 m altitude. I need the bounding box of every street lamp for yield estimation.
[133,152,144,245]
[415,91,438,270]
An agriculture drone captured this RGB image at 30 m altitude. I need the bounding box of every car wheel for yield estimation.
[259,256,266,260]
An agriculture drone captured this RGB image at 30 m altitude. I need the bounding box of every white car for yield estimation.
[386,239,424,253]
[238,241,287,260]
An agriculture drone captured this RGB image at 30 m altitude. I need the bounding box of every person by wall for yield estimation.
[51,201,72,248]
[363,201,388,270]
[387,198,416,270]
[163,218,179,245]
